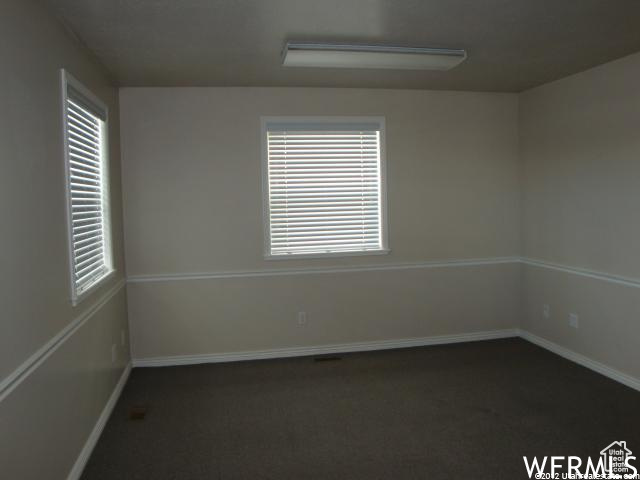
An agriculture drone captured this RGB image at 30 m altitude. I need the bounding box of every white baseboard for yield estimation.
[67,362,132,480]
[132,329,519,367]
[518,330,640,393]
[133,329,640,394]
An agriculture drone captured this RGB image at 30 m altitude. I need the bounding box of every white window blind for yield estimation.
[264,119,387,257]
[62,71,112,303]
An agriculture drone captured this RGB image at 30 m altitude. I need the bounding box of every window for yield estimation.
[61,70,113,304]
[262,117,388,258]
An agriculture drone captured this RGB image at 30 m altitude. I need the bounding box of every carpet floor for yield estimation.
[81,338,640,479]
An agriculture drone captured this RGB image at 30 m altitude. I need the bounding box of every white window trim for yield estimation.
[60,69,114,306]
[261,116,390,260]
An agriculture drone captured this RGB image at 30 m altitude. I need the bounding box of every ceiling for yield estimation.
[41,0,640,92]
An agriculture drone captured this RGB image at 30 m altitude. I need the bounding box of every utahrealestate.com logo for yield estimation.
[523,441,639,479]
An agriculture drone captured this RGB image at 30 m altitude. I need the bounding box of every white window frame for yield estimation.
[261,116,390,260]
[61,69,114,305]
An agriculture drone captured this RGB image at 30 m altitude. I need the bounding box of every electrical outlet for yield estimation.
[569,313,579,329]
[297,311,307,326]
[111,344,117,363]
[543,304,550,319]
[121,329,126,347]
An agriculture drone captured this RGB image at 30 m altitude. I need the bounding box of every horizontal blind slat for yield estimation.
[67,108,99,131]
[75,246,104,263]
[68,130,100,149]
[272,232,379,240]
[73,216,103,225]
[269,154,378,159]
[70,184,101,193]
[72,226,102,236]
[269,160,378,165]
[271,219,379,227]
[76,264,106,284]
[74,233,103,248]
[272,239,379,248]
[270,178,379,184]
[75,254,104,273]
[69,142,100,159]
[268,133,378,138]
[69,158,101,172]
[270,196,379,204]
[270,211,379,219]
[68,117,100,140]
[269,148,379,154]
[270,208,379,215]
[68,100,99,125]
[70,172,101,183]
[72,206,102,214]
[68,133,99,149]
[71,192,102,202]
[75,239,104,255]
[271,222,379,229]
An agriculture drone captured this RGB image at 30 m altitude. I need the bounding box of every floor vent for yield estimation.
[314,355,342,362]
[129,406,147,420]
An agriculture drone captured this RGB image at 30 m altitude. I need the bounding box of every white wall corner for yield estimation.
[518,330,640,393]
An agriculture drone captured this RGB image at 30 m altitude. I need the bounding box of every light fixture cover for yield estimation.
[282,42,467,71]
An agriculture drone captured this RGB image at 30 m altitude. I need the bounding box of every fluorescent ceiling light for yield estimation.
[282,42,467,71]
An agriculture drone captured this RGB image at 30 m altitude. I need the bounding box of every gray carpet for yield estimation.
[81,338,640,479]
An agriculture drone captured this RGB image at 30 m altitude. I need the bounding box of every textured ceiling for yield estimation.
[41,0,640,92]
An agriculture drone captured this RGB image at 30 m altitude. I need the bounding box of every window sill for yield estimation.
[264,249,390,261]
[71,269,116,306]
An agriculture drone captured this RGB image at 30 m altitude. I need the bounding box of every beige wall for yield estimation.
[0,1,129,478]
[120,87,521,359]
[520,52,640,380]
[129,263,521,360]
[121,87,520,274]
[521,52,640,278]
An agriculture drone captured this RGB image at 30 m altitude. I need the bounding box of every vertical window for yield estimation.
[61,70,112,304]
[262,117,388,258]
